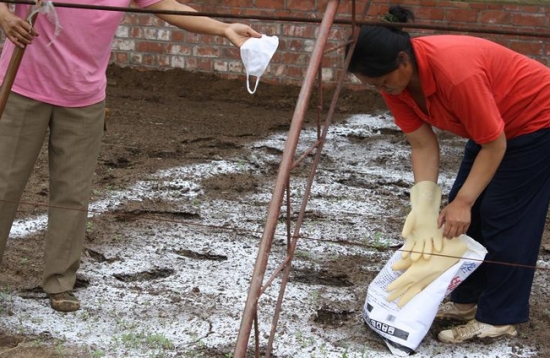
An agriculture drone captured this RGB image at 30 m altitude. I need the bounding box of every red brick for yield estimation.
[113,52,129,64]
[143,28,158,40]
[282,24,316,38]
[282,52,309,66]
[446,9,479,23]
[503,4,521,11]
[317,0,350,13]
[508,41,543,57]
[185,57,197,71]
[335,1,353,16]
[512,13,547,27]
[410,0,433,6]
[317,0,329,12]
[487,37,509,48]
[196,58,214,71]
[470,3,487,10]
[254,24,280,36]
[286,65,307,78]
[130,27,143,38]
[185,32,202,44]
[287,39,304,51]
[366,4,384,19]
[442,1,470,8]
[135,41,165,53]
[287,0,315,12]
[255,0,284,10]
[167,44,192,56]
[158,55,171,67]
[275,39,287,51]
[171,31,185,42]
[521,5,542,13]
[194,46,220,57]
[321,56,338,68]
[142,54,157,66]
[129,53,143,65]
[220,47,240,58]
[485,3,504,11]
[414,7,445,21]
[137,15,163,27]
[479,10,512,25]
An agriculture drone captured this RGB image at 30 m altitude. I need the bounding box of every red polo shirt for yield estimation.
[382,35,550,144]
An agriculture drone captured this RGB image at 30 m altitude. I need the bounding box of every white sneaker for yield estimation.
[438,319,517,343]
[436,302,477,322]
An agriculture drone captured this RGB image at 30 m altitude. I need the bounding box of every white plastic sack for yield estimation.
[362,235,487,355]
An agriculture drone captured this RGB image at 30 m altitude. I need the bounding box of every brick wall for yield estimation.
[112,0,550,87]
[0,1,548,87]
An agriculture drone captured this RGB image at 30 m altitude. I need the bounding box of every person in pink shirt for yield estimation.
[0,0,260,312]
[346,5,550,344]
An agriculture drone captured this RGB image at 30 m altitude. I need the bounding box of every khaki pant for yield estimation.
[0,92,104,294]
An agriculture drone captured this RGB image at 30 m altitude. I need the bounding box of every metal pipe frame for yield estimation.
[233,0,382,356]
[233,1,343,356]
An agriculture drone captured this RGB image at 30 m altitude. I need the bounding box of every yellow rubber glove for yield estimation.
[386,237,468,308]
[401,181,444,261]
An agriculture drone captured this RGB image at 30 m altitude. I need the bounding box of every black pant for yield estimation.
[448,128,550,325]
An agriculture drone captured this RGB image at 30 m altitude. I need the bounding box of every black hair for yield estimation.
[346,5,416,78]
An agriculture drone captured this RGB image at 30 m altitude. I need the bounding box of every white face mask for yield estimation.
[240,35,279,94]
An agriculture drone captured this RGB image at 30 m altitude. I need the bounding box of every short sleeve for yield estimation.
[382,92,424,133]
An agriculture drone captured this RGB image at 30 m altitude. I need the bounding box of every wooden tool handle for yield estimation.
[0,7,39,119]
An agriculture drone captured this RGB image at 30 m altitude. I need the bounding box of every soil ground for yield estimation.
[0,65,549,357]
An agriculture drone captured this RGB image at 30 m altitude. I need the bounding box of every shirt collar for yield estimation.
[412,38,436,97]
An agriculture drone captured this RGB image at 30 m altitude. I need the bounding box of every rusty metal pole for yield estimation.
[233,1,341,356]
[0,5,39,119]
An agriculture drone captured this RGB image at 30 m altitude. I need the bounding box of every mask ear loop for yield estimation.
[246,74,260,94]
[27,1,63,46]
[26,1,43,25]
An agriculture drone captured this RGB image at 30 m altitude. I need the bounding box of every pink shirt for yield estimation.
[0,0,161,107]
[383,35,550,144]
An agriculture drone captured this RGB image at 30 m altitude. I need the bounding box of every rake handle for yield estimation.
[0,8,39,119]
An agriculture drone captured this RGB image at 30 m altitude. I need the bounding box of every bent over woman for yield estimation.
[347,5,550,343]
